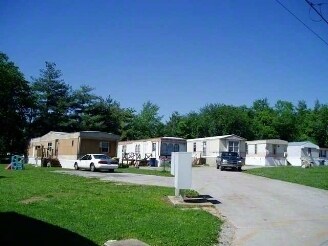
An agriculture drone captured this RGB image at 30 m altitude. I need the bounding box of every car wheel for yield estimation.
[90,163,95,172]
[238,167,242,172]
[74,163,79,170]
[220,166,224,171]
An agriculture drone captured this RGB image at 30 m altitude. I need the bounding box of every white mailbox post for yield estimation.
[171,152,176,176]
[173,152,192,197]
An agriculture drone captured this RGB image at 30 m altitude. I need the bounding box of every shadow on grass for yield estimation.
[0,212,97,246]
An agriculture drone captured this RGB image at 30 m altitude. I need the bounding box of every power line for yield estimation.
[305,0,328,25]
[274,0,328,47]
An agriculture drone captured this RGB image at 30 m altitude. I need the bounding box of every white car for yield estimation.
[74,154,119,172]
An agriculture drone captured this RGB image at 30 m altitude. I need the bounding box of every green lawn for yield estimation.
[0,165,221,245]
[245,166,328,190]
[117,167,172,177]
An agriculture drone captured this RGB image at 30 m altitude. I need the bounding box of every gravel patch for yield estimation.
[202,207,235,246]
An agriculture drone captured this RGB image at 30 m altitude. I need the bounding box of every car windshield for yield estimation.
[93,154,110,160]
[221,152,238,157]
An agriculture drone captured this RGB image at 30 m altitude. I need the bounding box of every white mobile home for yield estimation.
[287,141,320,166]
[117,137,187,167]
[245,139,288,166]
[319,147,328,165]
[187,134,246,166]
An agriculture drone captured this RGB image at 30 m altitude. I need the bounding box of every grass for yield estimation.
[0,165,221,245]
[117,167,172,177]
[245,166,328,190]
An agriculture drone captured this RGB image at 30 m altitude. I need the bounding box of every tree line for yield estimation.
[1,52,327,154]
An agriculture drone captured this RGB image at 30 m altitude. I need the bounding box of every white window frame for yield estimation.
[202,141,206,156]
[228,141,239,152]
[135,144,140,154]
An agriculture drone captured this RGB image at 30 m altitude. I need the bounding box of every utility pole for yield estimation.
[305,0,328,25]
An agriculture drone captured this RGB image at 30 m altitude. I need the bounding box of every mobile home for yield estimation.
[287,141,320,166]
[28,131,120,168]
[187,134,246,166]
[319,147,328,165]
[245,139,288,166]
[117,137,187,166]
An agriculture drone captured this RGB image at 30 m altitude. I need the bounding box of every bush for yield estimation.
[139,159,148,166]
[180,189,199,198]
[119,163,129,168]
[160,161,171,168]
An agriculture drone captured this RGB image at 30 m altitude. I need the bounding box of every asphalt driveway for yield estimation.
[56,167,328,246]
[191,167,328,246]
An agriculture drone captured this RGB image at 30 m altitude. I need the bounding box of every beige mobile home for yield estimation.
[187,134,246,166]
[28,131,120,168]
[245,139,288,166]
[117,137,187,166]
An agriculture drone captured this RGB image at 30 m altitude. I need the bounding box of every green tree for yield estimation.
[31,62,72,136]
[199,104,254,139]
[164,112,190,138]
[273,100,296,141]
[78,96,124,134]
[295,100,310,141]
[0,52,34,153]
[122,101,164,140]
[305,102,328,147]
[251,99,278,139]
[68,85,101,131]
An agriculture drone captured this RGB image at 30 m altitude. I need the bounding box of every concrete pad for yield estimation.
[167,196,214,208]
[104,239,149,246]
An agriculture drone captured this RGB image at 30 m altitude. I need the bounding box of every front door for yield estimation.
[152,142,156,158]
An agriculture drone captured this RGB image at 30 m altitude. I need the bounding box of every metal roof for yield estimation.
[187,134,246,142]
[288,141,319,149]
[30,131,120,142]
[246,139,288,145]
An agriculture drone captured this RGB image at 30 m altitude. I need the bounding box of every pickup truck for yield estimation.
[216,151,243,171]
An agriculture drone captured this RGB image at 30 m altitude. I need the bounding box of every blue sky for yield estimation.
[1,0,327,120]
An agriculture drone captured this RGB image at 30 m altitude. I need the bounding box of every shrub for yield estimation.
[181,189,199,198]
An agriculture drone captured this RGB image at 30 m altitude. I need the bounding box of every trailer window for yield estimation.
[100,142,110,153]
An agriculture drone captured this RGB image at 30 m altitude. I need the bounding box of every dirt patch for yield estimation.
[19,196,48,204]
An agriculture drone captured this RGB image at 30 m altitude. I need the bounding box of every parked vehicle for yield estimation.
[74,154,118,172]
[216,152,243,171]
